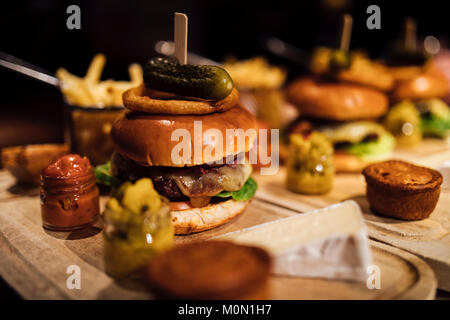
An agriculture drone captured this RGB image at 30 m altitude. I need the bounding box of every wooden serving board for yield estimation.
[254,140,450,291]
[391,138,450,160]
[0,171,436,299]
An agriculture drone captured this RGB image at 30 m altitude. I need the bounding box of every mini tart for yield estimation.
[362,160,443,220]
[122,83,239,115]
[145,241,271,299]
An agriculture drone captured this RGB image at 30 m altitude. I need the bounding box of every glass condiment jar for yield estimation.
[40,154,100,231]
[103,178,174,279]
[286,132,334,194]
[383,100,422,147]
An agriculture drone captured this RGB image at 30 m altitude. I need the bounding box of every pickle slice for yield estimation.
[120,178,162,215]
[143,57,234,100]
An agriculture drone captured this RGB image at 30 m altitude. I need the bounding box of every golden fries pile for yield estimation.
[56,54,143,107]
[223,57,286,90]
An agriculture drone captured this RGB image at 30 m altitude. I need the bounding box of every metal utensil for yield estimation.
[0,51,59,87]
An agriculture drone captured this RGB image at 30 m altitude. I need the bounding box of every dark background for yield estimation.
[0,0,450,300]
[1,0,450,149]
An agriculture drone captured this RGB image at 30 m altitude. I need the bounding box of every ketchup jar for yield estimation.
[40,154,100,231]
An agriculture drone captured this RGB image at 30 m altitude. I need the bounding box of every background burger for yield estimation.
[285,77,395,173]
[386,57,450,140]
[383,17,450,140]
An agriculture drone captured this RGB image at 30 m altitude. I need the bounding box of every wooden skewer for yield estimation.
[174,12,188,65]
[404,17,417,51]
[339,14,353,53]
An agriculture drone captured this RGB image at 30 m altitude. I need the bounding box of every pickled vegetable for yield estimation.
[286,132,334,195]
[310,47,351,75]
[103,178,173,279]
[329,49,351,73]
[143,57,234,100]
[384,101,422,147]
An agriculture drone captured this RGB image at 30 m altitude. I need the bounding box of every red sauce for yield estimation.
[42,154,91,178]
[40,154,99,231]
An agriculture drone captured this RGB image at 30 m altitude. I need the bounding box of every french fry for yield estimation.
[57,68,95,106]
[128,63,143,85]
[85,53,106,85]
[93,80,115,106]
[223,57,286,90]
[57,54,142,107]
[109,81,135,106]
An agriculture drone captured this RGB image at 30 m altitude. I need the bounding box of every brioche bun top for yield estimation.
[391,73,448,101]
[111,105,258,167]
[285,77,389,121]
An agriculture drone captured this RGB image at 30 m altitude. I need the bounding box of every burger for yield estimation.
[97,57,258,235]
[385,42,450,140]
[390,70,450,140]
[285,77,395,173]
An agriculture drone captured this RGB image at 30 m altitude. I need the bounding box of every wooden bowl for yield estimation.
[1,144,69,184]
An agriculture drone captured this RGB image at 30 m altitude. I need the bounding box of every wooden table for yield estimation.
[0,170,437,299]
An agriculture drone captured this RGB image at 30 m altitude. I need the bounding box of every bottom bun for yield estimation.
[171,199,250,235]
[333,153,369,173]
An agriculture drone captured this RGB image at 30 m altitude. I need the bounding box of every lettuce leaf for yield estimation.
[215,177,257,201]
[421,115,450,138]
[344,132,395,161]
[94,162,122,188]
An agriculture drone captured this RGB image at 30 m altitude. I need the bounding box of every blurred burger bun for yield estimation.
[391,73,448,101]
[285,77,388,121]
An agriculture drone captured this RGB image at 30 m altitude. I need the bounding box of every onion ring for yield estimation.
[122,83,239,115]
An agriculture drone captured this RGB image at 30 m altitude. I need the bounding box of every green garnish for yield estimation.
[421,116,450,138]
[215,178,257,201]
[95,162,122,188]
[416,99,450,138]
[344,132,395,161]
